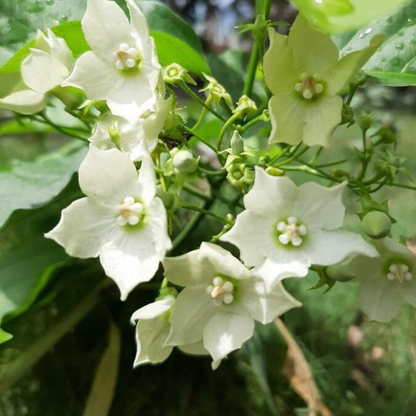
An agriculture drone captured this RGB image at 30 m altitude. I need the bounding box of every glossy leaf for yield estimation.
[337,0,416,86]
[0,141,87,229]
[138,1,210,75]
[290,0,411,34]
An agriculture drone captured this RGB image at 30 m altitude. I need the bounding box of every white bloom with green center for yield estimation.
[163,243,301,369]
[89,95,171,160]
[63,0,161,124]
[221,167,378,290]
[0,29,73,115]
[131,296,207,367]
[263,14,382,147]
[350,238,416,322]
[46,145,171,300]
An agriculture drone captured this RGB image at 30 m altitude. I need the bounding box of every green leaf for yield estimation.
[0,21,89,74]
[0,141,87,229]
[0,328,12,343]
[138,1,210,75]
[337,0,416,86]
[290,0,412,33]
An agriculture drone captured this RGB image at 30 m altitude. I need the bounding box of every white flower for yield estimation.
[350,238,416,322]
[90,95,171,160]
[163,243,301,369]
[46,144,171,300]
[22,29,73,94]
[221,167,378,290]
[63,0,161,124]
[0,30,73,114]
[131,296,207,366]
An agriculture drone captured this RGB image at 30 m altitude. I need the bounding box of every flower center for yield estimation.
[386,263,412,283]
[116,196,144,226]
[276,216,307,247]
[294,73,324,100]
[206,276,234,306]
[114,43,141,71]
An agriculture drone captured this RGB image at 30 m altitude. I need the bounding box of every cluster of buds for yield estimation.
[224,131,255,192]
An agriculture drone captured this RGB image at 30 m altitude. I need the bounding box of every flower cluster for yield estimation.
[3,0,416,372]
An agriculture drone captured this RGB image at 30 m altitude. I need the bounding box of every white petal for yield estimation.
[82,0,131,56]
[399,277,416,308]
[203,313,254,370]
[358,278,402,323]
[165,286,216,345]
[44,29,73,70]
[89,116,120,150]
[252,257,310,291]
[137,149,157,204]
[200,243,252,280]
[241,280,302,324]
[131,298,174,323]
[134,314,172,367]
[307,230,378,266]
[146,197,172,256]
[126,0,150,40]
[78,145,141,202]
[0,90,47,115]
[63,51,122,101]
[295,181,347,230]
[163,249,215,287]
[221,211,275,267]
[21,49,70,93]
[100,236,160,301]
[243,167,298,216]
[45,197,118,258]
[178,340,209,356]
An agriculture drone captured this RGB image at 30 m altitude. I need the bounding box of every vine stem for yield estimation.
[180,203,233,224]
[184,126,217,153]
[217,112,242,151]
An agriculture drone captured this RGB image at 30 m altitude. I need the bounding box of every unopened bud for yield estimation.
[358,111,373,132]
[326,258,356,282]
[162,112,185,141]
[362,211,391,239]
[372,127,396,145]
[164,63,196,86]
[172,149,198,173]
[234,95,257,116]
[265,166,285,177]
[230,131,244,155]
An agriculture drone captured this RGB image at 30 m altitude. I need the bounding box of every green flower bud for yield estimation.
[156,286,178,301]
[201,74,233,110]
[362,211,392,239]
[230,131,244,155]
[265,166,285,177]
[326,258,356,282]
[340,103,354,126]
[372,127,396,145]
[172,149,198,173]
[234,95,257,116]
[161,112,185,141]
[164,63,196,86]
[156,188,175,210]
[358,111,373,132]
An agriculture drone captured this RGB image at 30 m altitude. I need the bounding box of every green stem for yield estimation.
[243,43,259,97]
[35,113,90,141]
[166,85,177,109]
[315,159,348,168]
[217,112,242,151]
[184,126,217,153]
[382,182,416,192]
[239,112,268,133]
[309,147,323,164]
[275,145,309,167]
[183,183,211,201]
[357,129,369,181]
[171,209,206,251]
[180,203,232,224]
[192,96,212,130]
[179,82,227,123]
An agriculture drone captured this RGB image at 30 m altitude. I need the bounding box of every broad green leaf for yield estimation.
[0,141,87,229]
[290,0,412,33]
[337,1,416,86]
[0,180,84,344]
[0,21,89,74]
[138,1,210,75]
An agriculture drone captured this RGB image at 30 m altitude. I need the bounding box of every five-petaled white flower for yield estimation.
[349,238,416,323]
[221,167,378,290]
[131,295,207,366]
[63,0,161,124]
[163,242,301,369]
[46,144,171,300]
[90,95,171,160]
[0,29,73,114]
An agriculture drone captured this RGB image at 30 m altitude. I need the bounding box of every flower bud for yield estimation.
[172,149,198,173]
[201,74,233,110]
[234,95,257,116]
[326,258,356,282]
[341,103,354,126]
[156,188,175,210]
[358,111,373,132]
[265,166,285,177]
[161,112,185,141]
[230,131,244,155]
[372,127,396,145]
[362,211,391,239]
[164,63,196,86]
